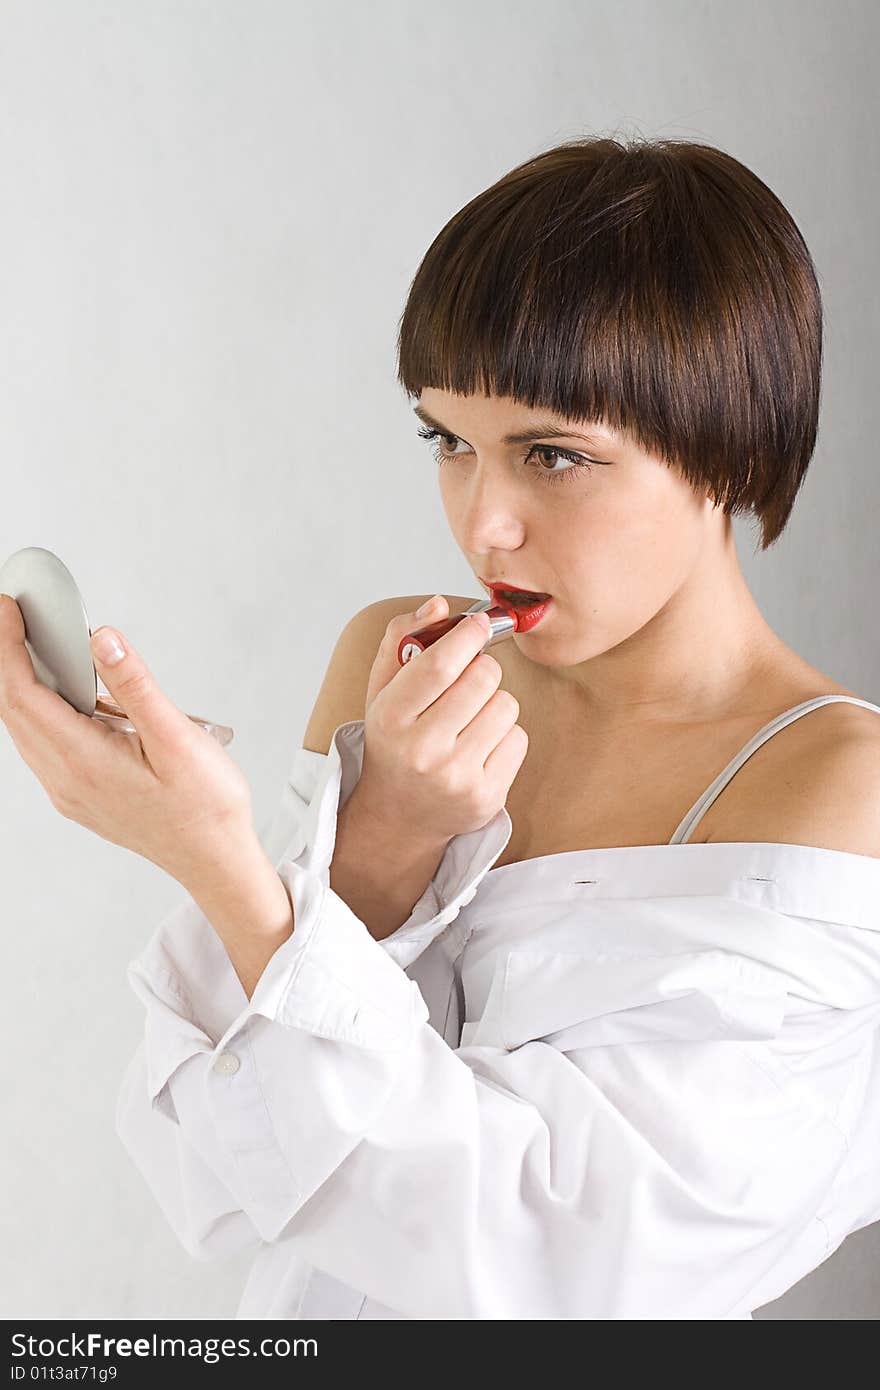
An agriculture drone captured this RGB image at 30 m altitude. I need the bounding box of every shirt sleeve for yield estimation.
[114,717,511,1265]
[118,727,866,1316]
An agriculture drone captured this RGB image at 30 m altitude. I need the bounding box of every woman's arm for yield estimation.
[182,837,295,1001]
[329,784,451,940]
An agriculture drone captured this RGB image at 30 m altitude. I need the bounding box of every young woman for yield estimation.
[5,136,878,1320]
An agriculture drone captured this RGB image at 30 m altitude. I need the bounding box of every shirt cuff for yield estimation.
[125,717,511,1120]
[320,720,512,970]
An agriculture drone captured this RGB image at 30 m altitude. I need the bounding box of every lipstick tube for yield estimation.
[398,597,517,665]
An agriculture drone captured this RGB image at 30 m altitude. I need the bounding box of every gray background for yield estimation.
[1,0,877,1319]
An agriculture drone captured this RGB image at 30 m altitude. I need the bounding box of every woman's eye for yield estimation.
[416,425,597,486]
[533,446,586,478]
[417,427,467,455]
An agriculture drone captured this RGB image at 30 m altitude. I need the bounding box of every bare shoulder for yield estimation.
[708,697,880,859]
[793,701,880,857]
[300,594,476,754]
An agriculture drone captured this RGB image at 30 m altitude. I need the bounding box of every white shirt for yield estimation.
[115,704,880,1319]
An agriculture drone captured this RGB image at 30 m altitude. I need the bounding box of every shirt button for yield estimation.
[214,1051,240,1076]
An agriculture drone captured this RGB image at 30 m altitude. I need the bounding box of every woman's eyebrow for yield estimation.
[412,403,609,448]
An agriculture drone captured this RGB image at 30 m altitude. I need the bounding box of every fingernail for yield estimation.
[415,594,441,617]
[471,611,491,630]
[91,628,126,665]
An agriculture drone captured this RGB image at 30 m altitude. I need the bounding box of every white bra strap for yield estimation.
[669,695,880,845]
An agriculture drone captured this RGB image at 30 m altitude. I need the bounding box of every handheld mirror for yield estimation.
[0,546,234,746]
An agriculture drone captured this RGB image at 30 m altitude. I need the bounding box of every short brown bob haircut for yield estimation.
[396,135,822,551]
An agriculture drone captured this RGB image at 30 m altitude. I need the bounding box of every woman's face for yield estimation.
[414,387,718,671]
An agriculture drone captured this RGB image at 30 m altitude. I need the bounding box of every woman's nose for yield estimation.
[455,466,528,551]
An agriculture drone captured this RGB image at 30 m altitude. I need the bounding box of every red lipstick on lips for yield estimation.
[479,578,554,634]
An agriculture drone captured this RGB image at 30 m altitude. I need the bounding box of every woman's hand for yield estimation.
[0,594,255,887]
[353,594,529,844]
